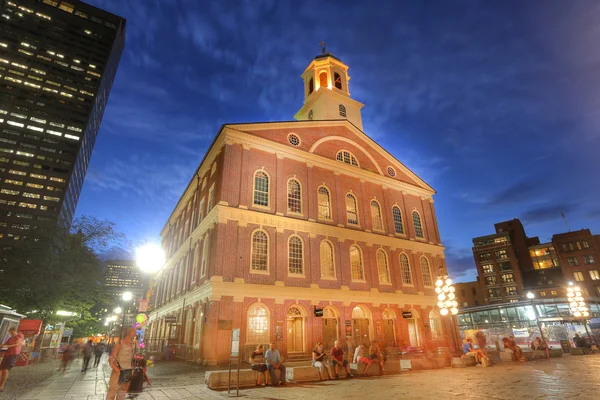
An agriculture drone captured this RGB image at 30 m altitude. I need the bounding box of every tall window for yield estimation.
[317,186,331,219]
[350,244,364,281]
[573,271,584,281]
[251,230,268,272]
[207,184,215,211]
[201,234,209,277]
[420,256,433,286]
[339,104,347,117]
[376,249,390,284]
[334,72,342,89]
[319,71,327,87]
[370,200,383,231]
[308,78,314,95]
[191,244,199,283]
[253,171,269,207]
[392,206,404,234]
[198,198,205,224]
[288,236,303,275]
[336,150,359,167]
[247,304,269,344]
[287,179,301,213]
[412,211,424,238]
[320,240,335,278]
[346,193,359,225]
[308,110,313,120]
[400,253,412,284]
[429,310,442,338]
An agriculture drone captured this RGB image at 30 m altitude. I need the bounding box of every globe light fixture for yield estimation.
[136,243,166,274]
[435,274,458,316]
[114,307,122,314]
[122,291,133,302]
[567,285,589,318]
[526,292,534,300]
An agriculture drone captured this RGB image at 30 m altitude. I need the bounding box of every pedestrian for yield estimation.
[353,344,372,376]
[330,340,353,379]
[312,341,330,381]
[106,328,137,400]
[59,343,73,374]
[94,341,105,368]
[82,339,94,372]
[249,344,269,386]
[0,327,24,393]
[264,342,287,387]
[369,339,385,375]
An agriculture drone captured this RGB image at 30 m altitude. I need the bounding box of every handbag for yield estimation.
[115,359,133,383]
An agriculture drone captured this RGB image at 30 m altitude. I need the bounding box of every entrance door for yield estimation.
[383,319,396,347]
[353,318,370,346]
[407,319,419,347]
[322,318,338,350]
[286,306,305,353]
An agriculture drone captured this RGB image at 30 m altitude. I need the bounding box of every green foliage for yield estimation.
[0,216,123,333]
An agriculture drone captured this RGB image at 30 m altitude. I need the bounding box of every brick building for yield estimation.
[146,53,453,365]
[553,230,600,298]
[454,280,484,308]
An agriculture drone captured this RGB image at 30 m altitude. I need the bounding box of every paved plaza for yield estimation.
[1,353,598,399]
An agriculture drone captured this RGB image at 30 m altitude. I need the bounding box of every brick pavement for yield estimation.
[11,353,600,400]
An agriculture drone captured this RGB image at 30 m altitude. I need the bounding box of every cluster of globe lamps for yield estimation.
[435,276,459,316]
[567,283,589,318]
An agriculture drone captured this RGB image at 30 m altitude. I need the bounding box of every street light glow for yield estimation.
[56,310,77,316]
[526,292,534,299]
[114,307,122,314]
[136,243,165,273]
[122,291,133,301]
[435,274,458,315]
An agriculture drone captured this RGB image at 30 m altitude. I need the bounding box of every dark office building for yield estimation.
[104,259,148,304]
[0,0,125,242]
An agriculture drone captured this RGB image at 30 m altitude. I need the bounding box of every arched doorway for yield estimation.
[286,305,305,353]
[406,309,421,347]
[322,306,339,350]
[352,305,372,346]
[382,308,397,347]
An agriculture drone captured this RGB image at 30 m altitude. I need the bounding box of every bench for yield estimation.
[451,356,476,368]
[349,359,401,375]
[571,347,593,355]
[549,349,563,358]
[532,350,548,359]
[205,368,282,389]
[499,351,517,361]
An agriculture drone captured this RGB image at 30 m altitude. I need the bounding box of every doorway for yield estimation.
[382,308,397,347]
[407,318,420,347]
[352,305,372,346]
[286,306,305,353]
[322,306,339,350]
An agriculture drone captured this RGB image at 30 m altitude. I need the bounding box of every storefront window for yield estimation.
[505,307,519,322]
[489,309,502,322]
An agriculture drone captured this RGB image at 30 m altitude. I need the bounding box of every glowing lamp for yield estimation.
[450,307,458,315]
[437,293,445,301]
[440,308,449,316]
[445,278,452,286]
[435,279,444,287]
[435,287,442,294]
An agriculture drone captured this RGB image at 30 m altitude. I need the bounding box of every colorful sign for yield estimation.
[512,328,529,338]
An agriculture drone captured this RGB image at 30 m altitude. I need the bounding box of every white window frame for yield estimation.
[317,185,332,221]
[336,150,359,167]
[399,253,413,286]
[250,229,269,274]
[207,183,215,211]
[345,193,359,226]
[412,210,425,239]
[392,205,405,235]
[320,239,336,279]
[246,303,270,344]
[201,233,210,278]
[420,256,433,287]
[349,244,365,282]
[288,235,304,276]
[370,199,384,232]
[376,248,391,285]
[190,243,199,284]
[286,178,302,215]
[252,169,270,209]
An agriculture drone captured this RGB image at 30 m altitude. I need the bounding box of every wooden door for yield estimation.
[407,319,419,347]
[353,318,370,346]
[383,319,396,347]
[287,317,304,352]
[322,318,338,350]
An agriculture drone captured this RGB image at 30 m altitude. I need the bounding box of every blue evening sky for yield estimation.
[78,0,600,282]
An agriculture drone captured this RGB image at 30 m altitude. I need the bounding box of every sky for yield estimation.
[76,0,600,282]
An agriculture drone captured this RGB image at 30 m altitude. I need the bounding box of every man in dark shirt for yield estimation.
[330,340,353,379]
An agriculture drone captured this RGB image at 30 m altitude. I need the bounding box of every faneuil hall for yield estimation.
[146,51,456,365]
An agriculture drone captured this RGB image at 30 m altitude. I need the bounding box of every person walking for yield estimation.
[0,327,24,393]
[264,342,287,387]
[106,328,137,400]
[82,340,94,372]
[94,341,105,368]
[59,343,73,374]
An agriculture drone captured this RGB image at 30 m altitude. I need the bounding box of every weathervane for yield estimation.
[319,41,326,54]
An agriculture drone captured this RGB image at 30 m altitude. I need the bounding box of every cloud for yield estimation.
[444,244,477,282]
[520,203,578,224]
[483,180,541,208]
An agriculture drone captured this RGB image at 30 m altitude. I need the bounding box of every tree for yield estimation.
[0,216,123,330]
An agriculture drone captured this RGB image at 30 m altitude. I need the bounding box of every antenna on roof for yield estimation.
[561,211,571,232]
[319,41,326,54]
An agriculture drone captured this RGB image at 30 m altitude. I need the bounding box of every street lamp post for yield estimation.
[435,274,459,354]
[526,292,547,343]
[567,283,592,343]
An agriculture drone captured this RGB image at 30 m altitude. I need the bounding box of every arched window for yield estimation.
[287,179,302,213]
[420,256,433,287]
[412,210,424,238]
[320,240,335,278]
[336,150,359,167]
[253,170,269,207]
[376,249,390,284]
[350,244,364,281]
[392,206,404,234]
[308,78,314,95]
[201,233,209,277]
[288,235,303,275]
[317,186,331,219]
[251,230,268,272]
[345,193,359,225]
[400,253,412,285]
[319,71,328,88]
[308,110,313,120]
[370,200,384,231]
[429,310,443,338]
[247,304,269,343]
[334,72,342,89]
[339,104,347,117]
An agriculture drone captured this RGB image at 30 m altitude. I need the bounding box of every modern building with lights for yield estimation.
[146,52,455,364]
[0,0,125,243]
[103,259,149,305]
